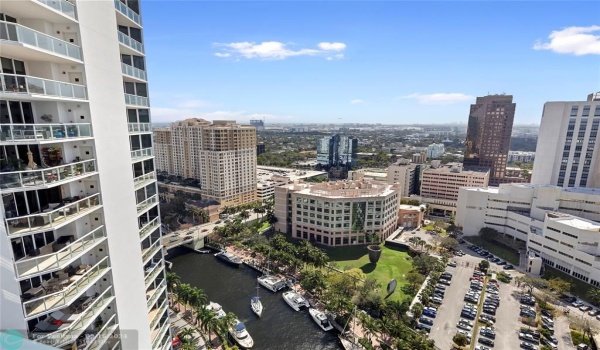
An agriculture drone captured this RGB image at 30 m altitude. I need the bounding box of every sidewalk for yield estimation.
[169,307,208,350]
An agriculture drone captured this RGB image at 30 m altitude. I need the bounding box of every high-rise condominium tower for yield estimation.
[0,1,170,349]
[316,134,358,168]
[154,118,257,206]
[531,92,600,188]
[463,94,515,186]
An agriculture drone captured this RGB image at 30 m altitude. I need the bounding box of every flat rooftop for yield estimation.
[548,212,600,231]
[257,166,326,183]
[286,179,397,198]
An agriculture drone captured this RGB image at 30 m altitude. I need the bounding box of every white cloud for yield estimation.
[401,93,474,105]
[533,25,600,55]
[213,41,346,60]
[350,99,364,104]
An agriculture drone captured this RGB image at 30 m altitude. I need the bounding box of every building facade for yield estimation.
[463,94,515,186]
[426,143,445,159]
[154,127,173,174]
[398,205,424,229]
[387,160,420,197]
[456,184,600,288]
[152,119,257,206]
[531,93,600,188]
[0,1,170,349]
[508,151,535,163]
[420,163,489,214]
[316,134,358,168]
[274,179,400,246]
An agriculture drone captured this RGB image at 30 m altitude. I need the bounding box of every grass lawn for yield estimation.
[542,266,595,304]
[257,221,270,232]
[570,330,592,347]
[464,236,520,265]
[326,245,413,301]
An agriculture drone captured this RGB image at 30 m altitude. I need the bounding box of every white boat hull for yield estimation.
[309,308,333,331]
[257,275,286,292]
[229,320,254,349]
[283,291,309,312]
[339,335,365,350]
[251,299,263,317]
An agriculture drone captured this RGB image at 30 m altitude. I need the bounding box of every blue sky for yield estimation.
[142,1,600,124]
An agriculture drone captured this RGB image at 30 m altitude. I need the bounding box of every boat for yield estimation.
[309,308,333,331]
[251,282,263,317]
[214,251,243,266]
[196,249,211,254]
[257,275,287,292]
[338,307,366,350]
[205,301,226,319]
[282,291,309,311]
[228,319,254,349]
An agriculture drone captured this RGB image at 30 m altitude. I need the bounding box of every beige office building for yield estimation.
[274,179,400,246]
[153,118,257,206]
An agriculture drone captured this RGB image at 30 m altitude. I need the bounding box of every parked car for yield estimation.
[504,264,514,269]
[478,337,495,347]
[588,309,599,316]
[419,317,434,326]
[447,261,457,267]
[520,342,537,350]
[572,300,584,307]
[579,305,592,312]
[480,327,496,339]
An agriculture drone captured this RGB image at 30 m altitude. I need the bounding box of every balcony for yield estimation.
[15,226,106,279]
[1,73,86,100]
[134,171,156,189]
[145,261,164,288]
[1,0,76,24]
[151,316,170,349]
[137,195,158,215]
[140,217,160,240]
[142,240,162,265]
[148,298,168,333]
[33,286,115,348]
[0,123,92,144]
[132,148,153,162]
[5,193,102,236]
[121,63,146,82]
[0,159,97,193]
[0,21,81,62]
[128,122,151,133]
[114,0,141,27]
[23,257,110,318]
[124,93,148,107]
[117,31,143,54]
[146,280,167,309]
[83,313,119,350]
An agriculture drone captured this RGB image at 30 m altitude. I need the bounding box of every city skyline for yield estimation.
[143,1,598,125]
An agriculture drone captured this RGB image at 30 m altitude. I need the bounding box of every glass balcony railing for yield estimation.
[23,257,110,318]
[124,93,149,107]
[148,298,168,332]
[114,0,141,26]
[145,261,164,288]
[85,313,118,350]
[146,279,167,309]
[132,148,153,161]
[0,21,81,60]
[5,193,101,235]
[137,195,158,214]
[117,31,143,53]
[33,286,115,348]
[0,159,96,191]
[134,171,156,189]
[15,226,106,279]
[36,0,77,19]
[151,317,170,349]
[128,122,151,133]
[1,73,86,99]
[121,63,146,81]
[142,240,162,264]
[0,123,92,143]
[139,217,160,240]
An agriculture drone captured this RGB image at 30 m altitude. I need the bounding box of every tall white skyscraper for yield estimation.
[532,93,600,188]
[0,1,170,349]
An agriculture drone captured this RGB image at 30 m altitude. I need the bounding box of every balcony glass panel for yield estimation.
[5,193,101,235]
[0,123,92,143]
[128,123,151,133]
[84,314,118,350]
[134,171,156,189]
[121,63,146,81]
[15,226,106,278]
[0,21,81,60]
[146,280,166,309]
[137,195,158,214]
[142,240,161,263]
[36,0,77,19]
[23,257,110,318]
[124,93,149,107]
[151,317,170,349]
[114,0,141,26]
[117,31,143,52]
[1,74,86,99]
[0,159,96,191]
[131,148,153,161]
[148,298,168,331]
[139,217,160,239]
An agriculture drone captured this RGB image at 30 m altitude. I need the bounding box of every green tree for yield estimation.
[548,277,571,295]
[587,289,600,306]
[478,259,490,272]
[452,333,469,348]
[406,272,425,293]
[166,271,180,294]
[411,302,424,319]
[300,268,327,296]
[440,237,459,252]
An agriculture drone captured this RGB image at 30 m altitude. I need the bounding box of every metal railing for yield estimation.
[145,261,164,288]
[139,217,160,240]
[1,73,86,99]
[23,257,110,318]
[142,240,162,264]
[124,93,149,107]
[36,0,77,19]
[33,286,115,348]
[5,193,101,235]
[0,123,92,143]
[128,122,151,133]
[148,298,168,332]
[85,314,118,350]
[117,31,143,53]
[114,0,141,26]
[147,279,167,309]
[134,171,156,188]
[0,159,96,191]
[15,226,106,278]
[121,63,146,81]
[0,21,81,60]
[132,148,153,161]
[137,195,158,214]
[151,316,170,349]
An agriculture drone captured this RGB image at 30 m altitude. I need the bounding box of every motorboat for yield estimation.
[196,249,211,254]
[251,282,263,317]
[282,291,309,311]
[228,319,254,349]
[214,251,243,266]
[339,335,365,350]
[309,308,333,331]
[257,275,287,292]
[205,301,226,319]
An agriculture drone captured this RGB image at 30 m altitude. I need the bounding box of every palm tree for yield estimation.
[253,206,266,220]
[177,283,193,312]
[218,312,238,345]
[424,243,433,253]
[189,287,208,309]
[166,271,180,294]
[240,210,250,220]
[178,327,195,343]
[197,208,209,224]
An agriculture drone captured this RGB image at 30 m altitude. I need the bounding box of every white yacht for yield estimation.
[282,291,310,311]
[339,336,365,350]
[228,320,254,349]
[251,283,263,317]
[205,301,226,319]
[257,275,287,292]
[309,308,333,331]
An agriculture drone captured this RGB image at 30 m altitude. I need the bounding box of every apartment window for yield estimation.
[570,106,579,117]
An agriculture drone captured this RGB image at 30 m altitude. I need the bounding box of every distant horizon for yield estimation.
[150,121,540,127]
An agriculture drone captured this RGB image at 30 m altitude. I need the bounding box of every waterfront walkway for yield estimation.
[169,306,209,349]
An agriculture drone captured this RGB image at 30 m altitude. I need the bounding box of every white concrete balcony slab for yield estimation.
[145,261,164,288]
[146,280,167,310]
[128,122,151,134]
[114,0,141,27]
[142,240,162,265]
[0,123,92,145]
[2,0,76,23]
[83,313,119,350]
[1,73,86,101]
[132,148,154,162]
[134,171,156,189]
[151,316,170,349]
[117,31,143,54]
[137,195,158,215]
[139,217,160,241]
[124,93,148,107]
[0,159,97,193]
[121,62,146,82]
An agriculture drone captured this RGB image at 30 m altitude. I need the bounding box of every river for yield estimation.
[168,248,341,350]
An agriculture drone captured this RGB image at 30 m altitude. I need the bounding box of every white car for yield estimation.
[475,346,491,350]
[572,301,584,307]
[541,316,554,325]
[457,322,472,331]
